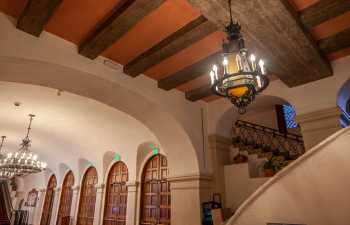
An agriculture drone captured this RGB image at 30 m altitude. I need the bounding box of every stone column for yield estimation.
[207,135,234,205]
[33,189,46,225]
[70,185,80,225]
[125,182,139,225]
[296,107,342,150]
[92,184,105,225]
[50,188,61,225]
[168,174,212,225]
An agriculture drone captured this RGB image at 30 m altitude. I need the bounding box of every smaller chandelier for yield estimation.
[209,0,269,114]
[0,136,15,180]
[0,114,47,177]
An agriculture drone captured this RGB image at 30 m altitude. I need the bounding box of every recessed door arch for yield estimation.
[76,167,98,225]
[103,161,129,225]
[56,171,75,225]
[140,154,170,225]
[40,175,57,225]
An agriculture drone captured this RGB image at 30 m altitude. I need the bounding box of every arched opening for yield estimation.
[76,167,98,225]
[56,171,75,225]
[40,175,57,225]
[103,161,129,225]
[140,154,170,225]
[337,79,350,128]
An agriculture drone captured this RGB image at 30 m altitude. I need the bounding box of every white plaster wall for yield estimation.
[227,126,350,225]
[240,107,278,130]
[224,164,268,212]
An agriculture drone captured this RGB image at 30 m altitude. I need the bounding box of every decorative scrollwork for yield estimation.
[232,120,305,160]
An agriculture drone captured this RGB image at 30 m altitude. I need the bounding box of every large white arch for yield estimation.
[0,57,200,178]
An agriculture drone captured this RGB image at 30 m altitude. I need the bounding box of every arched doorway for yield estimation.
[140,154,170,225]
[40,175,57,225]
[56,171,75,225]
[103,161,128,225]
[76,167,98,225]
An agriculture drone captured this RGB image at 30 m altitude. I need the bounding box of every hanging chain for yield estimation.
[21,114,35,150]
[0,136,6,153]
[228,0,233,24]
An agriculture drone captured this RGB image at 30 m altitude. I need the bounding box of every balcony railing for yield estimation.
[232,120,305,160]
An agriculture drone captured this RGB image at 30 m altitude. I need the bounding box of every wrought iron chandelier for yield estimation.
[0,114,47,177]
[209,0,269,114]
[0,136,15,180]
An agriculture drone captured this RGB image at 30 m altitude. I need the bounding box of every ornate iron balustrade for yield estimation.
[232,120,305,160]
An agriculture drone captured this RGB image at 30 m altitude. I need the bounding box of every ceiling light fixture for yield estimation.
[0,114,47,178]
[209,0,269,114]
[0,136,15,180]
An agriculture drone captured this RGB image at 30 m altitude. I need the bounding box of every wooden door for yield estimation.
[40,175,57,225]
[140,155,170,225]
[57,171,75,225]
[76,167,98,225]
[103,161,128,225]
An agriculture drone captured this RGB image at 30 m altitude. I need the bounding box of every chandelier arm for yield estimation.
[0,136,5,154]
[24,114,35,140]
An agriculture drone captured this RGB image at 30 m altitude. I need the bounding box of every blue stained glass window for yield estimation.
[283,105,298,128]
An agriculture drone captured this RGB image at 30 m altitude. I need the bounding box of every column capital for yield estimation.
[168,173,212,182]
[168,173,212,191]
[126,181,139,187]
[296,106,342,150]
[95,183,105,194]
[72,185,80,191]
[296,107,341,125]
[95,183,105,189]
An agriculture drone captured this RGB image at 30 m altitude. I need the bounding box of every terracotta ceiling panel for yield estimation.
[288,0,319,11]
[327,47,350,61]
[103,0,200,65]
[44,0,123,45]
[176,74,209,92]
[144,31,226,80]
[311,12,350,40]
[0,0,27,18]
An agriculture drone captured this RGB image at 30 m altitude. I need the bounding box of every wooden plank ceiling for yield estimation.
[0,0,349,102]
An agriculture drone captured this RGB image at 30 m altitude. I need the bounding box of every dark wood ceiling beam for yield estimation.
[300,0,350,29]
[158,52,220,90]
[319,28,350,54]
[17,0,62,37]
[185,84,212,101]
[79,0,165,59]
[187,0,332,87]
[123,16,218,77]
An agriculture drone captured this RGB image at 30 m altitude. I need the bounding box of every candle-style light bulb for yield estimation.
[209,71,215,85]
[213,65,218,79]
[250,54,256,71]
[256,76,262,89]
[259,59,265,75]
[222,57,228,74]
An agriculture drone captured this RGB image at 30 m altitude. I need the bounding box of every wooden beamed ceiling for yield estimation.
[79,0,165,59]
[2,0,349,103]
[17,0,62,36]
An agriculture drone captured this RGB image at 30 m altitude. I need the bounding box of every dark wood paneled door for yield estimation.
[76,167,98,225]
[140,155,170,225]
[40,175,57,225]
[103,161,128,225]
[57,171,75,225]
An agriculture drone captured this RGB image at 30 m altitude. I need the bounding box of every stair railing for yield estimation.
[232,120,305,159]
